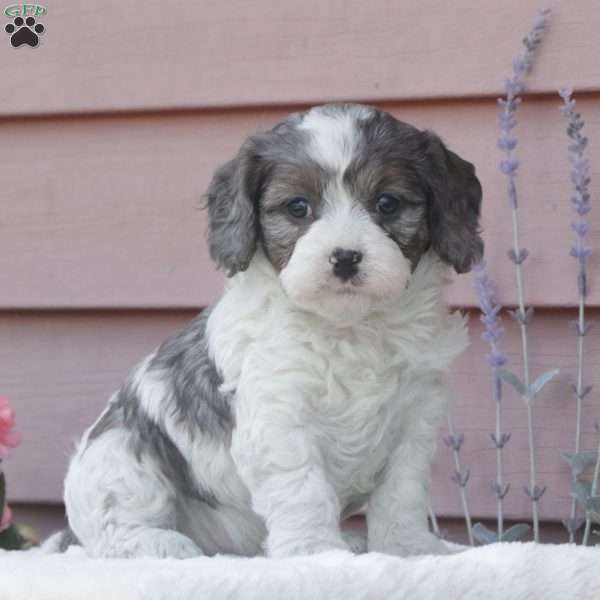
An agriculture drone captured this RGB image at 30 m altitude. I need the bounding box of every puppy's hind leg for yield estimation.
[65,428,201,559]
[105,526,201,559]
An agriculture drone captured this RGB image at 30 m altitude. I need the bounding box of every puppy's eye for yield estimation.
[286,197,312,219]
[375,194,401,217]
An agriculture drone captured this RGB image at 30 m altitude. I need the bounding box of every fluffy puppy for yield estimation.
[63,103,482,559]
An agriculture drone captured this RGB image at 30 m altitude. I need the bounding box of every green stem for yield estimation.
[568,289,585,542]
[582,436,600,545]
[495,391,504,538]
[447,413,474,546]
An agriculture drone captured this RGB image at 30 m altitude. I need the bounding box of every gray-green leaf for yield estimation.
[529,369,559,397]
[586,496,600,512]
[572,478,592,505]
[472,522,498,545]
[562,451,599,478]
[500,523,530,542]
[498,369,527,396]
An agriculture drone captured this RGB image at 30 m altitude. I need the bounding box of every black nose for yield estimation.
[329,248,363,281]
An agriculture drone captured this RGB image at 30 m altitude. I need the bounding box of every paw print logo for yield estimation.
[5,16,44,47]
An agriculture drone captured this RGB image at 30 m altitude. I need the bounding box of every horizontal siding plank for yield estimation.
[0,1,599,117]
[1,96,599,309]
[2,308,598,523]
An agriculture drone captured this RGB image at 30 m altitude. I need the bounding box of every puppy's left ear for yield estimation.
[205,138,263,277]
[422,132,483,273]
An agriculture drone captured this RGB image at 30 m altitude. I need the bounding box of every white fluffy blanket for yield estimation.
[1,543,598,600]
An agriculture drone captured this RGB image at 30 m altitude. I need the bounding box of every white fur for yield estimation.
[280,183,412,323]
[298,105,372,172]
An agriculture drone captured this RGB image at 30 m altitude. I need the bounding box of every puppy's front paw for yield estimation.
[371,531,450,557]
[108,528,202,559]
[266,532,349,558]
[408,533,451,556]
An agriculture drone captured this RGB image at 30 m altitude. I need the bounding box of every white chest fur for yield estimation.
[206,252,468,505]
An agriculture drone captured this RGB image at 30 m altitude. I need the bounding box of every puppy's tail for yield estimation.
[39,526,80,554]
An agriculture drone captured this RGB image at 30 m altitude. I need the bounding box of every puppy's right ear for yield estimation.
[205,139,263,277]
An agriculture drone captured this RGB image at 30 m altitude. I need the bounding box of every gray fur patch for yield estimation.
[205,115,310,276]
[122,393,217,507]
[86,396,123,443]
[344,106,482,272]
[85,311,227,507]
[257,145,332,270]
[57,526,80,552]
[206,112,334,273]
[345,109,432,269]
[149,311,232,437]
[206,150,260,277]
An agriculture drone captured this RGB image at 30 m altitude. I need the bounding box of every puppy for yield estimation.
[63,103,482,559]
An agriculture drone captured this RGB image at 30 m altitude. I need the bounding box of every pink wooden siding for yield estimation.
[2,0,600,529]
[2,96,600,310]
[1,1,599,116]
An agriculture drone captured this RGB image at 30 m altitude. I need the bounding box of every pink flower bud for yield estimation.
[0,396,22,458]
[0,504,12,532]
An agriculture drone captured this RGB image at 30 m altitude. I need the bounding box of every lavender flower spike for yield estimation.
[497,8,551,211]
[560,88,593,542]
[473,262,507,373]
[473,261,512,539]
[496,8,551,543]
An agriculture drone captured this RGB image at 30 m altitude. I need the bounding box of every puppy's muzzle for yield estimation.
[329,248,363,282]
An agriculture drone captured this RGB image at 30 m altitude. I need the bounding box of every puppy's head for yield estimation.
[206,104,482,321]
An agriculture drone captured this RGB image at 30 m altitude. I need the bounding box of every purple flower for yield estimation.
[524,484,547,501]
[492,482,511,500]
[571,384,593,400]
[490,432,512,449]
[444,433,464,452]
[497,9,550,203]
[509,306,534,325]
[572,222,589,237]
[500,159,520,176]
[488,351,507,369]
[570,320,592,337]
[497,136,518,152]
[560,89,592,297]
[451,469,471,488]
[507,248,529,265]
[570,246,592,260]
[473,262,508,381]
